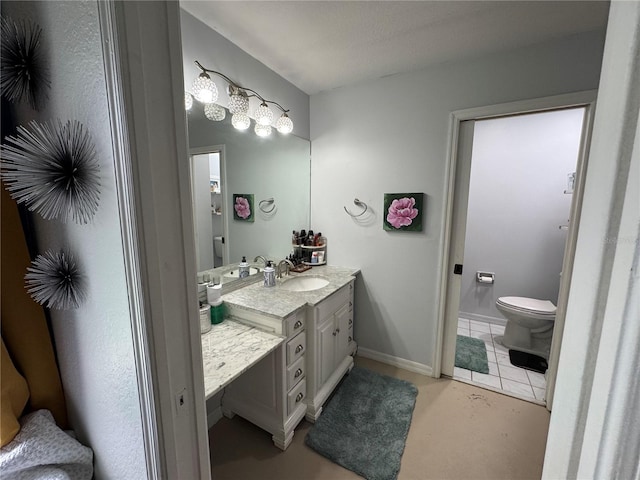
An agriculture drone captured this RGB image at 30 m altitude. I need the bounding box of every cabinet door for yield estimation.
[317,316,336,386]
[335,303,352,363]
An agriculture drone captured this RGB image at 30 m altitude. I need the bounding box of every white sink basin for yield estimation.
[223,267,260,278]
[280,276,330,292]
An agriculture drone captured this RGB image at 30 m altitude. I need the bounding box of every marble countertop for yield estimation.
[221,265,360,319]
[201,319,284,399]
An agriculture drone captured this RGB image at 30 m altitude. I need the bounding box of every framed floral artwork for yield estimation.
[383,193,424,232]
[233,194,254,222]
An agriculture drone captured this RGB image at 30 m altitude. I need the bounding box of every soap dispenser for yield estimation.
[239,256,250,279]
[264,261,276,287]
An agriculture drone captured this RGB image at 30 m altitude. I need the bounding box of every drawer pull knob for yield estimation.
[349,318,353,325]
[295,368,303,378]
[294,320,303,329]
[349,301,353,307]
[295,344,304,354]
[348,336,352,342]
[296,392,304,402]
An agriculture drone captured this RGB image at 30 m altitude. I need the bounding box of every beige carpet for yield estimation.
[209,356,550,480]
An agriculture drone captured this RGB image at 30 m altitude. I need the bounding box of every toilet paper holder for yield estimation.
[476,271,495,284]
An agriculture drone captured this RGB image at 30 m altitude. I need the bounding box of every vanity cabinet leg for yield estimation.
[272,429,294,451]
[305,406,323,424]
[221,406,236,419]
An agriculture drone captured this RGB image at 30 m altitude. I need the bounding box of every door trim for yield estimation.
[434,91,597,409]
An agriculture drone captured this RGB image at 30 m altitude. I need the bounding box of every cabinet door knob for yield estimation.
[295,344,304,354]
[336,327,340,334]
[348,318,353,326]
[294,320,303,329]
[295,368,303,378]
[348,336,352,342]
[332,329,337,336]
[296,392,304,402]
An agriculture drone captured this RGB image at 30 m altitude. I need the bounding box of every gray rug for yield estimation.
[305,366,418,480]
[455,335,489,374]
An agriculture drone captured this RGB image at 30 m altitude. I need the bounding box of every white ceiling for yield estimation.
[181,1,609,95]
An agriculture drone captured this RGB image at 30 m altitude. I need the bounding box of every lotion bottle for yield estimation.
[264,261,276,287]
[239,256,250,279]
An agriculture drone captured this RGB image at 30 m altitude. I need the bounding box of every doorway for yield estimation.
[190,147,229,270]
[436,92,596,409]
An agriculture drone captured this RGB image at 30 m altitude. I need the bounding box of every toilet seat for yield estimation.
[497,296,556,316]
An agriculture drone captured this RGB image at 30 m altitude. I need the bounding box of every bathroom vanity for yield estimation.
[218,266,358,450]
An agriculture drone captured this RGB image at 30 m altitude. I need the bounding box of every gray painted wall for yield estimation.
[2,1,147,478]
[310,30,606,369]
[180,10,310,139]
[459,108,584,323]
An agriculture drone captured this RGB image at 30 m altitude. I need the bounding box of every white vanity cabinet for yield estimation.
[305,279,356,422]
[221,307,307,450]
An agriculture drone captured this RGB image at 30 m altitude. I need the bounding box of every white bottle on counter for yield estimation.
[263,261,276,287]
[239,256,250,279]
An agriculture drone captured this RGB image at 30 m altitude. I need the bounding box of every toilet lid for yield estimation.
[497,296,556,315]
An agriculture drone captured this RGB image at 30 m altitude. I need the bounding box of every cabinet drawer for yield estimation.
[287,379,306,416]
[315,282,352,321]
[286,331,306,365]
[286,355,306,391]
[285,311,305,338]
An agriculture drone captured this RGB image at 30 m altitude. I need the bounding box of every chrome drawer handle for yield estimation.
[294,320,303,329]
[295,344,304,354]
[296,392,304,402]
[295,368,303,378]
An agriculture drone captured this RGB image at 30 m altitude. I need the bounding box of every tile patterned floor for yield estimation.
[454,318,547,404]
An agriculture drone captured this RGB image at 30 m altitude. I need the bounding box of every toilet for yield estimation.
[495,296,556,360]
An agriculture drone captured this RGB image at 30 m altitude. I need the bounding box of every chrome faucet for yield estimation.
[276,259,294,279]
[253,255,268,267]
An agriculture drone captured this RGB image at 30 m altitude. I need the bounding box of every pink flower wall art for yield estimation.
[383,193,424,231]
[233,194,254,222]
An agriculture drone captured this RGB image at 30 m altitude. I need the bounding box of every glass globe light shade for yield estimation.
[231,113,251,130]
[254,123,272,137]
[254,102,273,126]
[184,92,193,111]
[192,73,218,104]
[275,113,293,134]
[228,92,249,114]
[204,103,226,121]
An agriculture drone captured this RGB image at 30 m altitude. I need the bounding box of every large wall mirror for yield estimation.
[187,108,311,278]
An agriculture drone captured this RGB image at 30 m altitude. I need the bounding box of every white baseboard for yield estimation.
[207,406,223,429]
[357,347,433,377]
[459,311,506,326]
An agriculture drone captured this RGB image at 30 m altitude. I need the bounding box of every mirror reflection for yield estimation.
[188,107,311,283]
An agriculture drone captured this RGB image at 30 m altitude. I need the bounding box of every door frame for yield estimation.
[189,145,230,267]
[433,90,597,410]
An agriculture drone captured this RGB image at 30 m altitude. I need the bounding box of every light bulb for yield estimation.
[185,92,193,111]
[254,123,272,137]
[275,113,293,134]
[228,91,249,114]
[231,113,251,130]
[204,103,226,121]
[192,72,218,104]
[254,102,273,126]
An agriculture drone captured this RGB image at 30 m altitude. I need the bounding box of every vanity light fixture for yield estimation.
[191,60,293,137]
[204,103,226,121]
[185,92,193,111]
[192,71,218,104]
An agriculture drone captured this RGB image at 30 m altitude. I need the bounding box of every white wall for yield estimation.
[2,1,147,478]
[310,30,606,369]
[459,109,584,322]
[180,10,310,139]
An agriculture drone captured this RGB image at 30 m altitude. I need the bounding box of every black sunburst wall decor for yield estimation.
[0,119,101,224]
[25,249,86,310]
[0,16,50,110]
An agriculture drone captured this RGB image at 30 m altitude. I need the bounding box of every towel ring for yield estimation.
[344,198,368,217]
[259,198,276,213]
